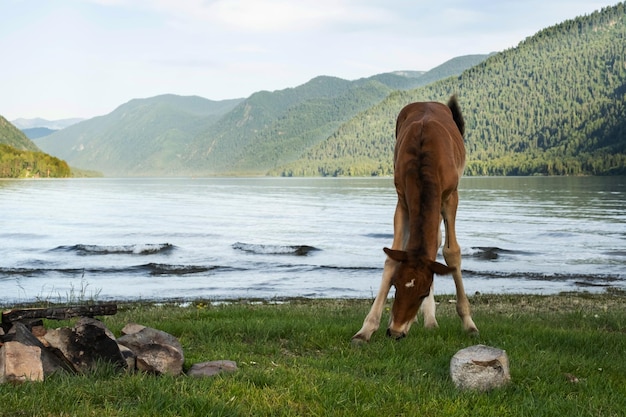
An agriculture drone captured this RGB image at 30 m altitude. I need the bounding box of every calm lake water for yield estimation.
[1,176,624,304]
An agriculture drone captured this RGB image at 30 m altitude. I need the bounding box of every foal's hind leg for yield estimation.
[442,190,478,334]
[421,281,438,329]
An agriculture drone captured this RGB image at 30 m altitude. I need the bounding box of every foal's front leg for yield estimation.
[352,202,406,343]
[351,257,398,343]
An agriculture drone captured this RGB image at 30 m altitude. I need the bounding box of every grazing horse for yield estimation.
[352,96,478,342]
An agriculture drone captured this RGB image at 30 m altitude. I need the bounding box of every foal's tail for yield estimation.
[447,95,465,137]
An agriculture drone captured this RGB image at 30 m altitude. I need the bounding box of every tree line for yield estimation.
[0,144,71,178]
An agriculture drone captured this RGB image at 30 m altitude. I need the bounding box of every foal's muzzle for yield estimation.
[386,328,406,340]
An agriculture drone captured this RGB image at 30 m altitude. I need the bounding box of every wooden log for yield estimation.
[2,304,117,324]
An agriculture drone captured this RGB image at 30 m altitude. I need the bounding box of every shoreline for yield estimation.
[3,289,625,312]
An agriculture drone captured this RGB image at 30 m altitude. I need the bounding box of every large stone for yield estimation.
[118,343,136,370]
[43,318,126,373]
[41,327,75,365]
[121,323,146,335]
[5,322,73,377]
[0,341,44,383]
[187,360,238,378]
[450,344,511,391]
[117,327,184,376]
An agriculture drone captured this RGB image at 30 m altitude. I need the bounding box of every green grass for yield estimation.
[2,293,626,416]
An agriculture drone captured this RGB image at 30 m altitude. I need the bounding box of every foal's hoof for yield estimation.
[463,319,479,337]
[467,326,480,337]
[350,334,369,345]
[423,320,439,330]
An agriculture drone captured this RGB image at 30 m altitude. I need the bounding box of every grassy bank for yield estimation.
[2,292,625,416]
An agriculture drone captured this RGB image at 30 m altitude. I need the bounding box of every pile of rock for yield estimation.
[0,304,237,383]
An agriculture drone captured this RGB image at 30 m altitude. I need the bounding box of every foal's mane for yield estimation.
[404,135,439,255]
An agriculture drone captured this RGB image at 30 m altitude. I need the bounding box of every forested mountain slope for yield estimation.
[184,77,396,174]
[277,3,626,176]
[184,56,490,175]
[0,116,40,152]
[0,117,70,177]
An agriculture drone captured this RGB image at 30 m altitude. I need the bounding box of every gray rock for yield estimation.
[0,341,44,383]
[117,343,136,370]
[188,360,238,378]
[43,318,126,373]
[450,344,511,391]
[117,327,184,376]
[7,322,73,376]
[121,323,146,335]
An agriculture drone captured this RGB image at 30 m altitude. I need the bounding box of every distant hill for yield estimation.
[35,55,487,176]
[22,127,57,139]
[35,95,244,176]
[276,3,626,176]
[12,117,84,130]
[365,71,426,90]
[408,54,496,88]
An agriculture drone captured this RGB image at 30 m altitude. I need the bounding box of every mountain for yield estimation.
[35,95,244,176]
[183,57,489,175]
[22,127,57,139]
[275,3,626,176]
[10,6,626,177]
[0,116,70,177]
[35,55,488,176]
[33,0,626,179]
[12,117,84,130]
[183,76,395,175]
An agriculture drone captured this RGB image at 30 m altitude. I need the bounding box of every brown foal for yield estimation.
[352,96,478,342]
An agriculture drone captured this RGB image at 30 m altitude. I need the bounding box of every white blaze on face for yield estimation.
[405,278,415,288]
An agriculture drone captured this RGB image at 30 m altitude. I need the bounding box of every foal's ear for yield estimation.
[383,247,408,262]
[429,261,455,276]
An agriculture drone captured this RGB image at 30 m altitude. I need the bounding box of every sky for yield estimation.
[1,0,615,121]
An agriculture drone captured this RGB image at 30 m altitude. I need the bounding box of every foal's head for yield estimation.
[383,247,455,339]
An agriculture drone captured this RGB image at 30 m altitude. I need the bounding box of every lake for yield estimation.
[1,176,624,304]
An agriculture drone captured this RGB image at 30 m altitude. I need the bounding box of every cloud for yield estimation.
[210,0,344,32]
[86,0,393,33]
[4,0,616,119]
